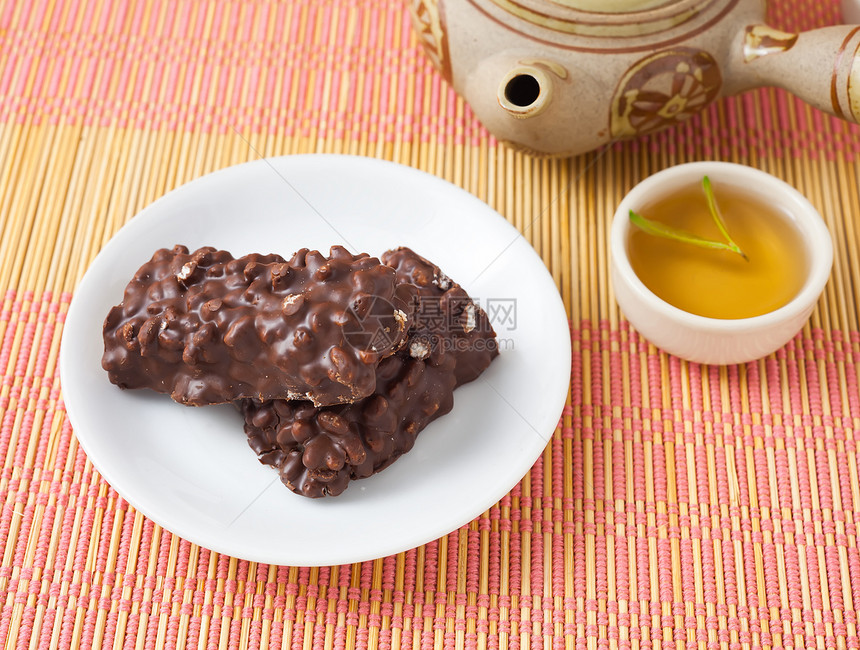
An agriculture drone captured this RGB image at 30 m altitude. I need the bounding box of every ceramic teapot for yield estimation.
[409,0,860,156]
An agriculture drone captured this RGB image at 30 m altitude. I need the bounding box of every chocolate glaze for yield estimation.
[242,247,498,497]
[102,245,413,407]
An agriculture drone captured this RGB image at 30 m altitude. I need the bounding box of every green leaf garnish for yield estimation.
[628,210,746,255]
[628,176,749,261]
[702,176,748,261]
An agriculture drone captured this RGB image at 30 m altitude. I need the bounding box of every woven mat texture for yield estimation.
[3,0,860,647]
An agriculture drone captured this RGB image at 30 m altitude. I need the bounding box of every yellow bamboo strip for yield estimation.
[411,545,426,649]
[301,566,320,650]
[498,469,512,649]
[432,535,448,648]
[342,563,360,650]
[477,514,491,648]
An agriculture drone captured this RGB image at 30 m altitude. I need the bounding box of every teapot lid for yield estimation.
[555,0,679,11]
[474,0,732,44]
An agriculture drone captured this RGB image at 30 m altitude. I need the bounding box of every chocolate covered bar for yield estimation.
[242,247,498,497]
[102,245,413,407]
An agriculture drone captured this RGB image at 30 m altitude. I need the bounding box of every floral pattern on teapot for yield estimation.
[610,49,722,138]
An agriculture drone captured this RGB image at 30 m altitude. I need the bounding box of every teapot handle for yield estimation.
[733,24,860,124]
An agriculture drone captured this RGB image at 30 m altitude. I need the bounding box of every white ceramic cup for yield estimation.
[610,161,833,365]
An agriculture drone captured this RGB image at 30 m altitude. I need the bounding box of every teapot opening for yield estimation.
[497,66,552,119]
[504,74,541,108]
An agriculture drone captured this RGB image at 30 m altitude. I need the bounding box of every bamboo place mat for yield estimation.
[4,0,860,647]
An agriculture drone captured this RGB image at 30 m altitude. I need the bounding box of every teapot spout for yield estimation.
[729,23,860,123]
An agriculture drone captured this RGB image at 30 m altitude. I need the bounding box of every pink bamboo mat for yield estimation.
[3,0,860,647]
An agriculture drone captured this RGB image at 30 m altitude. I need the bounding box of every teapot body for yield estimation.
[410,0,858,156]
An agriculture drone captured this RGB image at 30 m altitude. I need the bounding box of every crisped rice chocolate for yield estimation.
[241,247,498,497]
[102,245,413,407]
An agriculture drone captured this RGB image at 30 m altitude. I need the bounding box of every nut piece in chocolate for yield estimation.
[242,247,499,497]
[102,245,413,407]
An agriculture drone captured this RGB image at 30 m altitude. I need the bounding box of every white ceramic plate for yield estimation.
[60,155,571,566]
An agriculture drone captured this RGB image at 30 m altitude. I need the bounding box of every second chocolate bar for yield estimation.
[242,247,499,497]
[243,349,459,497]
